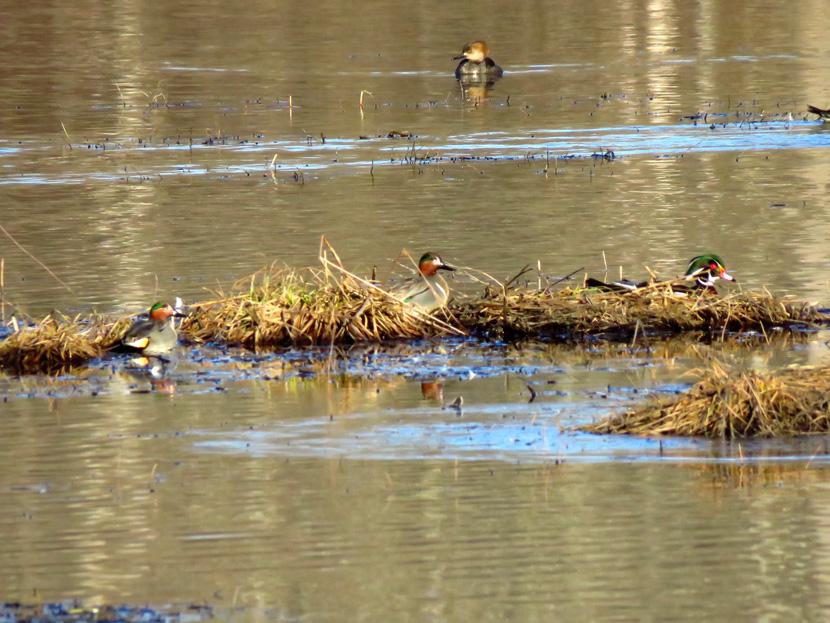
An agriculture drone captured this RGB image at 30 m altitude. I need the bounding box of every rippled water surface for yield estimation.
[4,0,830,619]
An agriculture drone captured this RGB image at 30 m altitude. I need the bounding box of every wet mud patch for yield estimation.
[0,332,813,403]
[0,338,638,401]
[0,601,214,622]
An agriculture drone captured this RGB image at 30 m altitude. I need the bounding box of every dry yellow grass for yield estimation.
[453,280,825,341]
[180,263,459,348]
[581,362,830,438]
[0,314,127,373]
[0,252,827,374]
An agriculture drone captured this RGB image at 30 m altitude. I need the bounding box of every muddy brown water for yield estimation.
[3,0,830,619]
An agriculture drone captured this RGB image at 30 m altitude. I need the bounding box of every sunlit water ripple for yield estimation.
[2,119,827,186]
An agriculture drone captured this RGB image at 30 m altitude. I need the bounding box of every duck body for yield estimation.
[455,57,503,80]
[391,252,456,313]
[120,302,183,355]
[585,254,735,295]
[454,40,503,81]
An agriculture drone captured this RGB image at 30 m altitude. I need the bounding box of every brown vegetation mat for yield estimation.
[452,280,826,341]
[0,315,127,374]
[1,251,828,374]
[580,363,830,438]
[180,257,460,349]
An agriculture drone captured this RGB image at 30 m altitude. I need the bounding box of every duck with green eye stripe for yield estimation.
[585,254,736,295]
[391,252,457,313]
[120,301,186,354]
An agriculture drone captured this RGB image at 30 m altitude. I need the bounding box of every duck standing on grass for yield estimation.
[454,40,503,81]
[585,254,736,295]
[392,252,456,313]
[120,301,186,355]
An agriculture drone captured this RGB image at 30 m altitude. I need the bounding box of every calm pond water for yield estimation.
[3,0,830,619]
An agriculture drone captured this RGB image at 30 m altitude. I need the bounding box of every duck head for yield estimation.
[454,40,490,63]
[685,254,735,288]
[148,301,186,321]
[418,252,456,277]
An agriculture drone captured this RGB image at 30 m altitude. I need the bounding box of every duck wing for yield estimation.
[120,318,156,350]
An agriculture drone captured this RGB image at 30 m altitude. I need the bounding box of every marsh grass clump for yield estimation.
[581,362,830,438]
[452,280,826,341]
[2,251,829,374]
[181,261,460,349]
[0,314,127,374]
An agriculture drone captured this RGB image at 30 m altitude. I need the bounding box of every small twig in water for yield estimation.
[0,224,75,295]
[631,319,641,347]
[544,266,584,293]
[444,395,464,415]
[359,90,373,111]
[269,153,280,184]
[113,82,126,108]
[59,121,73,150]
[504,264,533,290]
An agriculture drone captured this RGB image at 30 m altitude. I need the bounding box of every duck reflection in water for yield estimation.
[421,380,444,402]
[123,355,178,395]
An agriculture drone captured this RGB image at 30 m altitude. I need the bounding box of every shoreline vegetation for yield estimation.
[0,244,826,375]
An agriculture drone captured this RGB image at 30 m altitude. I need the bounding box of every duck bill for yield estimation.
[453,54,467,61]
[439,263,457,272]
[720,269,735,282]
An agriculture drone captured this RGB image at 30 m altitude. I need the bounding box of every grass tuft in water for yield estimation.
[0,314,126,374]
[181,254,459,349]
[1,251,828,374]
[581,361,830,438]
